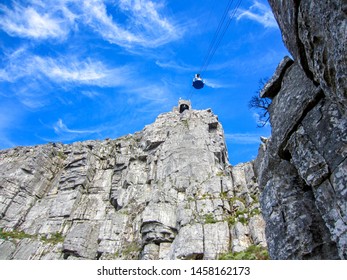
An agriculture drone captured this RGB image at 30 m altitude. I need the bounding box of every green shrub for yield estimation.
[204,213,217,224]
[0,229,64,244]
[122,241,141,259]
[0,228,32,240]
[219,245,269,260]
[41,232,64,244]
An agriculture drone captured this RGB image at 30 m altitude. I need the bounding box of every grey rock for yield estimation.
[0,102,266,259]
[256,1,346,260]
[260,56,294,99]
[268,0,347,112]
[248,215,267,247]
[142,203,177,229]
[169,224,204,260]
[49,188,82,218]
[63,222,99,259]
[158,242,172,260]
[301,99,347,172]
[259,161,339,259]
[203,222,230,259]
[231,222,251,253]
[0,240,16,259]
[314,178,347,259]
[286,126,329,187]
[141,243,160,260]
[12,239,41,260]
[268,62,323,157]
[297,1,347,111]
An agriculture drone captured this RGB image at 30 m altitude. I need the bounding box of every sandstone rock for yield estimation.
[169,224,204,260]
[12,239,41,260]
[286,126,329,187]
[259,161,339,259]
[257,1,346,259]
[260,56,294,99]
[0,240,16,259]
[268,0,347,112]
[63,222,99,259]
[0,102,266,259]
[301,100,347,172]
[231,222,252,253]
[203,222,230,259]
[268,62,323,157]
[141,243,160,260]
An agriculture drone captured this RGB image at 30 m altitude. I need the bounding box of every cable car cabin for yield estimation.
[192,74,204,89]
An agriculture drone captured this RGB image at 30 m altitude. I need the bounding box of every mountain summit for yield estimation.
[0,100,266,260]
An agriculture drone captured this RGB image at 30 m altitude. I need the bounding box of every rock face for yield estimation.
[0,101,266,260]
[268,0,347,112]
[255,1,346,259]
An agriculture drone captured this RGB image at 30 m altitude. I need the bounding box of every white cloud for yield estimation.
[204,78,226,89]
[0,2,71,40]
[236,0,278,28]
[225,133,268,144]
[0,49,134,87]
[80,90,100,98]
[53,119,100,135]
[0,48,137,109]
[81,0,140,46]
[155,60,192,72]
[0,0,184,48]
[33,56,129,86]
[82,0,183,48]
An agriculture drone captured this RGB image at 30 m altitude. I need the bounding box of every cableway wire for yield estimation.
[187,0,243,100]
[199,0,243,75]
[199,0,234,75]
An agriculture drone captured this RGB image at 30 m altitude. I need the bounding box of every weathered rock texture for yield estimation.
[255,0,346,259]
[0,102,266,260]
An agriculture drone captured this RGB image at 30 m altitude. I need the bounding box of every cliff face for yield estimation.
[255,1,346,259]
[0,102,266,260]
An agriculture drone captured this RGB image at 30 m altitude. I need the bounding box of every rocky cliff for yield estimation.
[0,101,266,260]
[255,0,346,259]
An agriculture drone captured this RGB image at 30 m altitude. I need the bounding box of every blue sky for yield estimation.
[0,0,288,165]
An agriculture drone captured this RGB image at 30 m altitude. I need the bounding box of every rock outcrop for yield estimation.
[255,1,346,259]
[0,101,266,260]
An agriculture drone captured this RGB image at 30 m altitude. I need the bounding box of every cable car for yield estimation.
[192,73,204,89]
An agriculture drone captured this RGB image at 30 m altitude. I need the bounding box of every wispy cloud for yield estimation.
[53,119,100,135]
[80,0,184,49]
[0,0,184,48]
[117,0,183,47]
[34,56,134,87]
[155,60,192,72]
[0,49,134,87]
[236,0,278,28]
[0,47,136,109]
[225,132,269,144]
[204,78,231,89]
[0,2,73,40]
[80,90,100,99]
